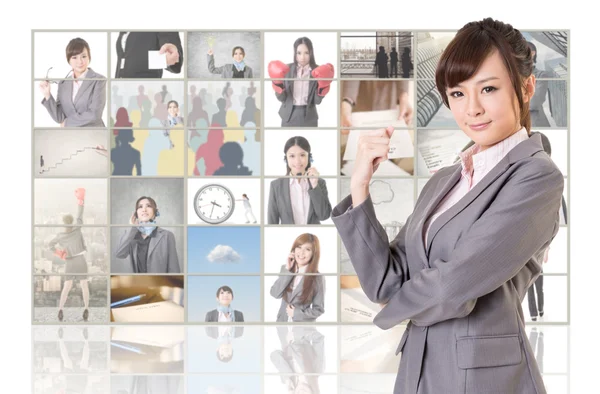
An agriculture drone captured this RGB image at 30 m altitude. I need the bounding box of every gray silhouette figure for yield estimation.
[211,98,227,127]
[40,155,44,173]
[112,129,142,176]
[240,97,257,126]
[213,142,252,176]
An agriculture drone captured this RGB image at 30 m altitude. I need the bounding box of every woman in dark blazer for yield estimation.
[270,233,325,322]
[331,18,563,394]
[39,38,106,127]
[268,37,334,127]
[268,136,331,224]
[115,196,180,273]
[207,45,253,78]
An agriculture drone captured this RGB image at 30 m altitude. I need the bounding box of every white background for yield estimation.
[264,177,338,225]
[264,375,338,394]
[521,275,568,323]
[10,3,593,393]
[264,81,338,127]
[34,32,109,79]
[263,226,338,274]
[263,325,339,373]
[264,32,338,78]
[264,275,338,322]
[110,32,185,79]
[188,178,262,225]
[264,129,338,176]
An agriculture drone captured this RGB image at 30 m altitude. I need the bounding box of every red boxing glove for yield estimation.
[54,249,67,260]
[268,60,289,93]
[311,63,335,96]
[75,187,86,205]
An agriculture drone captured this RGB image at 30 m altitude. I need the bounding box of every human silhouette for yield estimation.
[375,46,389,78]
[142,118,173,175]
[213,142,252,175]
[194,127,224,176]
[188,96,209,128]
[390,47,398,78]
[211,98,227,127]
[112,129,141,175]
[401,47,413,78]
[240,96,257,127]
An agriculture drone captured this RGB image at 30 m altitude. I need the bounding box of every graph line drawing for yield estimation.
[40,146,107,174]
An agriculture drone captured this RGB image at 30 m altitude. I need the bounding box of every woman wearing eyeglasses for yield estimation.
[39,38,106,127]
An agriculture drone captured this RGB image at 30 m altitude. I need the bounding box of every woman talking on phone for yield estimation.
[115,196,180,273]
[331,18,563,393]
[270,233,325,322]
[268,136,332,224]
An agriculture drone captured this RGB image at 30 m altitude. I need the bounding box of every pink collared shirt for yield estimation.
[289,177,310,225]
[423,127,530,245]
[292,64,311,105]
[71,69,88,102]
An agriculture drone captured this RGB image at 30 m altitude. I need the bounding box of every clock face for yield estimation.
[193,184,236,224]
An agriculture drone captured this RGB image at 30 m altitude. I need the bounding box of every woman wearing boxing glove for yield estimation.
[114,196,181,273]
[48,188,90,322]
[39,38,106,127]
[207,46,253,78]
[268,37,334,127]
[268,136,332,224]
[270,233,325,322]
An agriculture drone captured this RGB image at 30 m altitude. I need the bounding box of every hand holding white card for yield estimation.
[148,51,167,69]
[343,129,414,161]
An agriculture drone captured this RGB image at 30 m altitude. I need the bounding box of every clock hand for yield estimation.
[210,204,215,218]
[214,202,222,208]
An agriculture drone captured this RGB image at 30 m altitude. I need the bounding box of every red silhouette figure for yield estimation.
[194,124,224,176]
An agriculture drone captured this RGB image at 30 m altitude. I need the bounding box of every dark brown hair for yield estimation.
[66,38,91,62]
[284,233,320,305]
[135,196,158,219]
[231,46,245,57]
[435,18,534,133]
[216,285,234,298]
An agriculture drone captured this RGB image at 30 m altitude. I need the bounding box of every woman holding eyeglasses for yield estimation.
[39,38,106,127]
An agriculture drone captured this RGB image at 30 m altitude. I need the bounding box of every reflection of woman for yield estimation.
[115,196,180,273]
[526,41,558,127]
[268,136,331,224]
[270,233,325,322]
[332,18,563,393]
[268,37,334,127]
[270,326,324,394]
[205,286,245,322]
[39,38,106,127]
[48,188,90,322]
[207,46,253,78]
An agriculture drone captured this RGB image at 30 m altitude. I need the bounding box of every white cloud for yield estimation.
[207,244,241,263]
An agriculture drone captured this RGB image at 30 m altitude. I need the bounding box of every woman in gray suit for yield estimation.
[268,136,332,224]
[115,196,180,273]
[49,188,90,322]
[332,18,563,393]
[207,46,253,78]
[39,38,106,127]
[270,233,325,322]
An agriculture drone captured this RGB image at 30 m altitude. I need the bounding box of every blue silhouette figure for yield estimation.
[112,129,142,175]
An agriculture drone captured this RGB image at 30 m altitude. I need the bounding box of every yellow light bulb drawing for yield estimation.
[207,35,216,49]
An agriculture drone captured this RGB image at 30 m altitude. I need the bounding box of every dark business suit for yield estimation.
[114,227,180,273]
[115,32,183,78]
[275,63,325,127]
[41,68,106,127]
[205,309,244,322]
[268,177,332,224]
[332,133,563,393]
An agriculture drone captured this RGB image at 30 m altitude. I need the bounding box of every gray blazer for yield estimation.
[268,177,332,224]
[205,309,245,322]
[207,54,253,78]
[331,133,563,394]
[48,204,86,256]
[270,264,325,322]
[115,227,181,273]
[275,63,325,125]
[41,68,106,127]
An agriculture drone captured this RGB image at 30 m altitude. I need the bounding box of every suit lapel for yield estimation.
[147,229,164,259]
[424,133,545,256]
[289,276,304,302]
[73,69,96,105]
[132,241,139,272]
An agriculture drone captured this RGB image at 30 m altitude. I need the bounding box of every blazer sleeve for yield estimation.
[331,193,412,303]
[74,204,84,229]
[293,276,325,321]
[206,54,224,75]
[205,311,212,322]
[311,80,324,105]
[308,178,332,221]
[41,92,67,124]
[48,234,60,252]
[115,227,137,259]
[373,160,564,329]
[166,231,181,273]
[247,67,253,78]
[270,264,294,299]
[64,80,107,127]
[237,311,245,322]
[274,82,288,102]
[158,32,183,74]
[267,180,280,224]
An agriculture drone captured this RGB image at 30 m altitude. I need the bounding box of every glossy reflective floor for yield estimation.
[33,325,569,393]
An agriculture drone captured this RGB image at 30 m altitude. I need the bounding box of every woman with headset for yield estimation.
[270,233,325,322]
[39,37,106,127]
[115,196,180,273]
[268,136,332,224]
